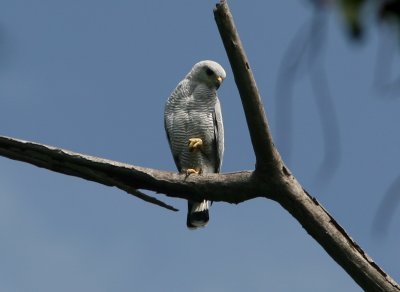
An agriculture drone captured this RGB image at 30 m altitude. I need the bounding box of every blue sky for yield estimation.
[1,1,399,291]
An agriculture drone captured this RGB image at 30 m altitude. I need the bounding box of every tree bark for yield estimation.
[0,136,259,203]
[214,2,279,173]
[0,1,398,291]
[213,1,399,290]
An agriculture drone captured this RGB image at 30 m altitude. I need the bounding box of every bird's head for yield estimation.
[187,60,226,89]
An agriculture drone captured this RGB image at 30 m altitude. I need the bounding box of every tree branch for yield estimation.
[0,136,179,211]
[214,1,280,173]
[214,1,399,291]
[276,173,400,291]
[0,136,260,204]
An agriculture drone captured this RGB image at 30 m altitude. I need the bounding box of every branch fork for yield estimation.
[0,1,398,291]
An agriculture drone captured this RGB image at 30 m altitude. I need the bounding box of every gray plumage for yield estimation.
[164,60,225,229]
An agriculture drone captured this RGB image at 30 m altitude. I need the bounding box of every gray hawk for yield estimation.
[164,60,225,229]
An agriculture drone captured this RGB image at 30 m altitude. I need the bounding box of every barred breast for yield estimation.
[164,80,218,174]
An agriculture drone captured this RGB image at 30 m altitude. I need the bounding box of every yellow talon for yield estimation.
[186,168,200,175]
[186,168,201,176]
[188,138,203,152]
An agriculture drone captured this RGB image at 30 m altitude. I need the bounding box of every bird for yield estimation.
[164,60,226,229]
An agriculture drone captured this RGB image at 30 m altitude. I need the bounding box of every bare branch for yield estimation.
[0,136,179,211]
[213,1,280,173]
[276,175,400,292]
[0,136,260,204]
[214,1,400,291]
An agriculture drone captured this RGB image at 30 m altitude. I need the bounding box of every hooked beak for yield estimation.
[216,76,224,89]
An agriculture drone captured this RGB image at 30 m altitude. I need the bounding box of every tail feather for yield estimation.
[187,200,209,229]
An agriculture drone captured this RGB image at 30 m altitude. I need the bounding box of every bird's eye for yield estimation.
[205,68,214,76]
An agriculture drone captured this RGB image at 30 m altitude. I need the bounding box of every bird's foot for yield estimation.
[186,168,202,176]
[188,138,203,152]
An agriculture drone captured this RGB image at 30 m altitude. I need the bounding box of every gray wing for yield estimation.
[164,116,182,172]
[213,98,224,173]
[164,80,189,172]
